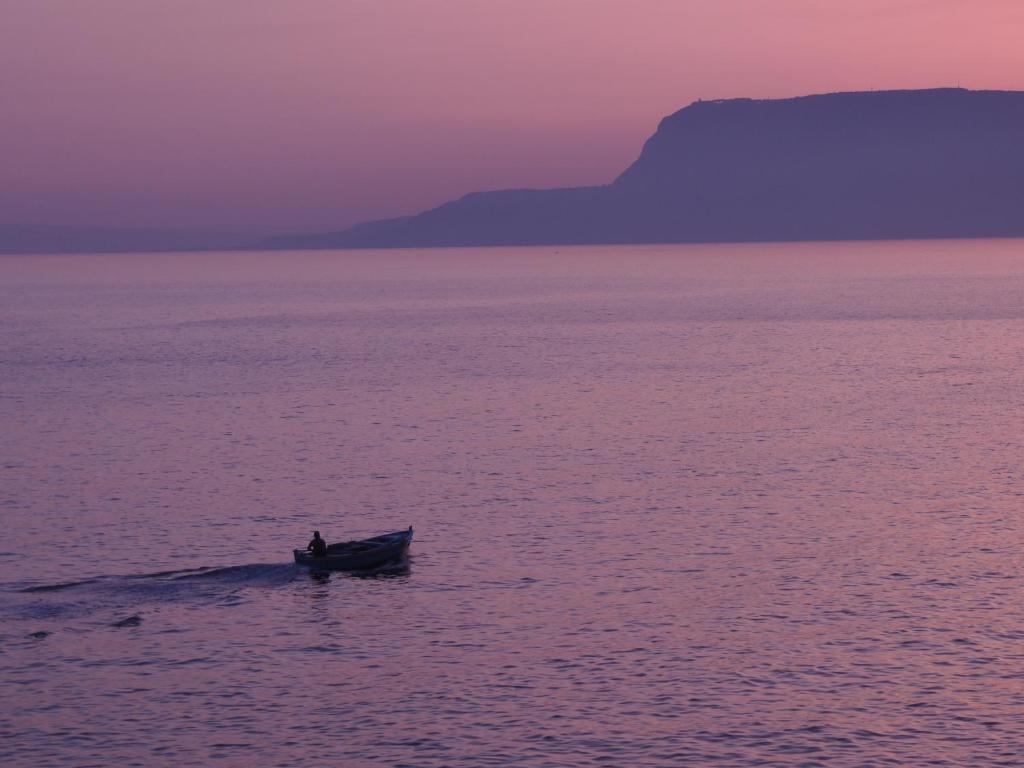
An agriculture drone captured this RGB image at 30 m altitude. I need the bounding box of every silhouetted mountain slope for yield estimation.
[266,88,1024,249]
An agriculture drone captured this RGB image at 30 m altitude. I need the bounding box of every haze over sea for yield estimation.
[5,240,1024,767]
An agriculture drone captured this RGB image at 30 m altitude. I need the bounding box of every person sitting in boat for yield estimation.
[307,531,328,558]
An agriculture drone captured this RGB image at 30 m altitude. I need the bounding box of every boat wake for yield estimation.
[17,562,300,594]
[3,563,303,636]
[4,555,411,641]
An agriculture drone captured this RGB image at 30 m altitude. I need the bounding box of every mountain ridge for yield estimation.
[265,87,1024,249]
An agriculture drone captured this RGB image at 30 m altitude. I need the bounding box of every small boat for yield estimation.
[293,527,413,571]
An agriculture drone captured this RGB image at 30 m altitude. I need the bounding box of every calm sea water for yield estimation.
[4,241,1024,766]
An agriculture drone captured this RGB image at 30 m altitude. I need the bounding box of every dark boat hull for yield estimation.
[293,528,412,571]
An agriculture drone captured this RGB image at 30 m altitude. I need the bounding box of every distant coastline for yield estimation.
[265,88,1024,252]
[7,88,1024,256]
[0,225,249,256]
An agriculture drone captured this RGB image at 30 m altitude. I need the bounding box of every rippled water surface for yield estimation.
[5,241,1024,766]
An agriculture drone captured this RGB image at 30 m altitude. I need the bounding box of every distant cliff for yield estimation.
[265,88,1024,249]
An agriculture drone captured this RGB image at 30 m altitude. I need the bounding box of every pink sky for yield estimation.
[3,0,1024,234]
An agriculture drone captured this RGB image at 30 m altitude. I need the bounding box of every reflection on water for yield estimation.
[308,570,331,586]
[5,241,1024,766]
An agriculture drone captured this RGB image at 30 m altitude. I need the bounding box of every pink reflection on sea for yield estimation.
[4,240,1024,765]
